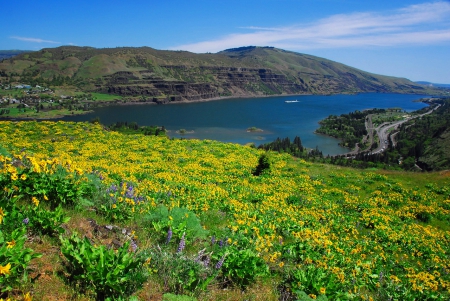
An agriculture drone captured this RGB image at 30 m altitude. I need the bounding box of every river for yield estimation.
[59,93,429,156]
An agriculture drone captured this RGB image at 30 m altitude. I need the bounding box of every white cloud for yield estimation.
[171,1,450,53]
[10,36,61,44]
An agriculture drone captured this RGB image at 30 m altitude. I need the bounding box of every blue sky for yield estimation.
[3,0,450,83]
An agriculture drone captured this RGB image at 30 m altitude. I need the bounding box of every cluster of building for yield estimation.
[0,84,56,105]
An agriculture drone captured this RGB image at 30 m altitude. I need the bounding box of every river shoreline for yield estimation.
[1,91,432,121]
[0,92,310,120]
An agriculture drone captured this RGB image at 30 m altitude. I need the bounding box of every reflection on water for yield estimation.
[59,93,429,156]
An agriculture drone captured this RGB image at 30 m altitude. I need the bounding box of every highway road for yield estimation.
[368,104,440,155]
[340,103,440,157]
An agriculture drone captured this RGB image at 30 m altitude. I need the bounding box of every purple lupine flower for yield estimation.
[211,236,216,245]
[130,239,138,252]
[107,184,117,193]
[195,249,206,263]
[166,227,173,244]
[218,239,224,248]
[215,253,227,269]
[22,217,29,225]
[203,254,211,267]
[177,232,186,253]
[126,184,134,198]
[133,196,144,204]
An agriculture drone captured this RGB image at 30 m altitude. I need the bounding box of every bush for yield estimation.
[143,205,208,243]
[145,243,221,295]
[252,153,271,176]
[219,247,269,288]
[60,234,147,300]
[0,205,42,293]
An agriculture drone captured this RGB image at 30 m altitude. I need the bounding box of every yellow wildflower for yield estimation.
[0,263,11,275]
[32,197,39,207]
[10,173,18,181]
[23,293,32,301]
[7,240,16,249]
[0,207,4,224]
[20,174,27,180]
[320,287,326,295]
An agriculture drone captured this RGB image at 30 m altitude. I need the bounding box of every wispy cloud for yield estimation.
[10,36,61,44]
[171,1,450,53]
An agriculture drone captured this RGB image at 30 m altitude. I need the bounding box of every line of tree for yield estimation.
[316,108,385,149]
[97,120,167,136]
[257,136,323,159]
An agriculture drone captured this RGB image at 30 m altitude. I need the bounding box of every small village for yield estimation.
[0,83,100,118]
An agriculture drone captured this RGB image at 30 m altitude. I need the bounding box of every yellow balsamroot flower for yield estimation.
[10,173,18,181]
[32,197,39,207]
[0,207,4,224]
[23,292,32,301]
[0,263,11,275]
[320,287,326,295]
[6,240,16,249]
[20,173,27,180]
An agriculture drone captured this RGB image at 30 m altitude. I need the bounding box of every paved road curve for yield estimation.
[340,103,440,157]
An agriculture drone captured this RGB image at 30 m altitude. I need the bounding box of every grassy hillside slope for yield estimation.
[0,121,449,300]
[0,46,441,101]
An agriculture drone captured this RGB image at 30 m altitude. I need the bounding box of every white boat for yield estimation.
[285,100,299,103]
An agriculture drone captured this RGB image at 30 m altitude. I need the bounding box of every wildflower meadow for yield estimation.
[0,120,449,300]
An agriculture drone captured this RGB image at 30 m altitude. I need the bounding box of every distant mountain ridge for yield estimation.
[0,46,441,102]
[415,81,450,89]
[0,50,33,60]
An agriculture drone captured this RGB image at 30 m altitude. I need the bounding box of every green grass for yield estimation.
[90,92,122,101]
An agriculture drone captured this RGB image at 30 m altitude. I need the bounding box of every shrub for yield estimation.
[143,205,208,243]
[60,233,147,300]
[0,208,42,293]
[252,153,271,176]
[219,247,269,288]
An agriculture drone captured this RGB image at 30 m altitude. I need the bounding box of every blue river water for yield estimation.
[60,93,429,156]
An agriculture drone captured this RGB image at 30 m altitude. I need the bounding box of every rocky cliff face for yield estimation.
[99,66,308,103]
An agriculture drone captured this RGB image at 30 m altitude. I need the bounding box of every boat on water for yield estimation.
[285,100,299,103]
